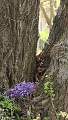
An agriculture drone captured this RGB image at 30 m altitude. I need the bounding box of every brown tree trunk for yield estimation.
[0,0,39,91]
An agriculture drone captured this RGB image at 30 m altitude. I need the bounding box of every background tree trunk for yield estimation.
[0,0,39,91]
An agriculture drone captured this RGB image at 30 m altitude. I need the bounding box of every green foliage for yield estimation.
[44,117,50,120]
[0,95,22,120]
[44,76,62,120]
[39,29,49,42]
[56,112,61,120]
[0,96,21,112]
[44,81,55,97]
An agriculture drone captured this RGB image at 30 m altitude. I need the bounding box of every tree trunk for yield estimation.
[36,0,68,80]
[0,0,39,91]
[36,0,68,119]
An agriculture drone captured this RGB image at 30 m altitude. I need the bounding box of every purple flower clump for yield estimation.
[6,82,36,98]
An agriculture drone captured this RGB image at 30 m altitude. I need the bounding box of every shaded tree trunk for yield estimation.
[0,0,39,91]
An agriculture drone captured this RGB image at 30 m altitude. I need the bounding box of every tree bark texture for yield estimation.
[39,0,68,119]
[0,0,39,91]
[35,0,68,119]
[36,0,68,80]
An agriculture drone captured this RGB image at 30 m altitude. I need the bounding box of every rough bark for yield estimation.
[36,0,68,80]
[36,0,68,119]
[0,0,39,91]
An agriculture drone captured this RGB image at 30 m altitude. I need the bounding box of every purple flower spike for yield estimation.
[6,82,36,99]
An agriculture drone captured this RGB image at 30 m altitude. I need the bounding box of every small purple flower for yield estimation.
[6,82,36,99]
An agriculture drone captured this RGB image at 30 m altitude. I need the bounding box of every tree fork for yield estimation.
[36,1,68,80]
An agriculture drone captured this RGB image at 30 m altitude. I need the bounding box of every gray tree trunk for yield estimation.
[0,0,39,91]
[35,0,68,119]
[41,0,68,119]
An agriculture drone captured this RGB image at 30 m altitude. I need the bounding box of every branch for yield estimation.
[40,4,51,28]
